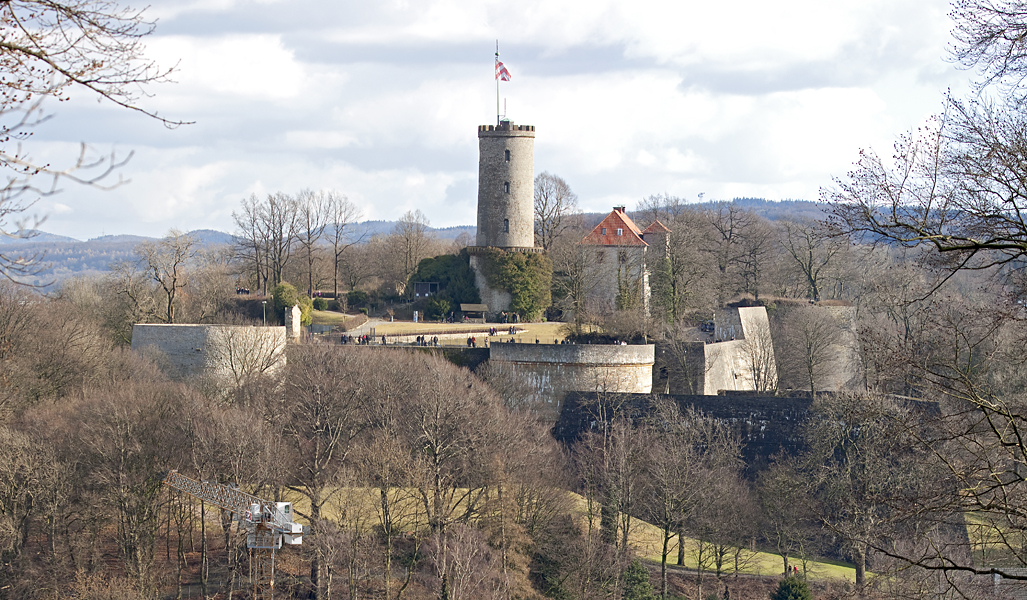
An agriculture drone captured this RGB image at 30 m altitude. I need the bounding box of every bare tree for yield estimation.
[325,192,363,302]
[534,172,579,251]
[637,198,717,323]
[296,190,330,298]
[742,316,778,393]
[549,220,604,333]
[282,345,369,600]
[780,219,845,302]
[233,194,271,294]
[135,230,195,324]
[0,1,183,281]
[233,192,298,293]
[702,203,757,303]
[391,210,435,297]
[774,306,841,395]
[639,400,744,600]
[951,0,1027,94]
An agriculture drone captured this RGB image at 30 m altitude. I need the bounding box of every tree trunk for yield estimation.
[200,500,208,598]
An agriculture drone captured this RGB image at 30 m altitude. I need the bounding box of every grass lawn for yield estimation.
[310,310,355,326]
[568,494,856,582]
[280,485,855,583]
[367,320,572,344]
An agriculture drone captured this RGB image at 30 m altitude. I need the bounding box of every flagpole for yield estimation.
[495,40,500,126]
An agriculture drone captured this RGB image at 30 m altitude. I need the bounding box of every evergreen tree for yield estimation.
[770,576,812,600]
[623,559,656,600]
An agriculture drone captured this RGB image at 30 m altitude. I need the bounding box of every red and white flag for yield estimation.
[496,60,511,81]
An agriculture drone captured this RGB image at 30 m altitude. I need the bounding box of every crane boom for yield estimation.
[163,470,292,532]
[162,470,303,600]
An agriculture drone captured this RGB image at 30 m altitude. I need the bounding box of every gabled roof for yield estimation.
[642,220,671,234]
[581,208,648,247]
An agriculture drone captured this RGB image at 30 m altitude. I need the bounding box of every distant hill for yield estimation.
[0,230,81,245]
[1,199,822,289]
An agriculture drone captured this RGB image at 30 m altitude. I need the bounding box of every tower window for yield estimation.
[504,219,509,233]
[616,228,623,236]
[504,181,510,194]
[601,228,607,235]
[505,149,510,162]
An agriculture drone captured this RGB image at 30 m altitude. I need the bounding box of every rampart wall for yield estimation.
[555,391,814,475]
[489,343,655,421]
[131,324,287,390]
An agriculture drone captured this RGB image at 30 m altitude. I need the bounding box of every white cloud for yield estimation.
[5,0,972,239]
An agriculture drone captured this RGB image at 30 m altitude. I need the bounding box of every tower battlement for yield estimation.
[478,122,535,135]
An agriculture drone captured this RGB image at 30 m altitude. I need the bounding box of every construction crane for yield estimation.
[162,470,303,600]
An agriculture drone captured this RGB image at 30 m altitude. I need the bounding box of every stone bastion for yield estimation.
[131,324,287,391]
[488,343,654,421]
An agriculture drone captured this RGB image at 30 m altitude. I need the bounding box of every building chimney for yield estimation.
[614,206,626,213]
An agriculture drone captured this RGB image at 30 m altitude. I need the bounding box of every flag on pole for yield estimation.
[496,60,511,81]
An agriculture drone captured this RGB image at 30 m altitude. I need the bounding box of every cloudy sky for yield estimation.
[24,0,970,240]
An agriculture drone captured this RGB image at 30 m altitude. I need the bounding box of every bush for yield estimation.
[770,577,812,600]
[359,307,368,316]
[347,289,369,308]
[410,251,481,306]
[271,282,312,326]
[313,297,328,311]
[272,283,299,316]
[426,296,451,321]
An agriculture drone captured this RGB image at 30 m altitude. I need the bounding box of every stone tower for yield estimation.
[475,121,535,249]
[469,120,541,316]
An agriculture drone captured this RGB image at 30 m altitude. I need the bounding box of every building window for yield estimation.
[596,251,605,264]
[618,250,628,264]
[601,228,607,235]
[504,181,510,194]
[504,219,509,233]
[505,149,510,162]
[616,228,623,236]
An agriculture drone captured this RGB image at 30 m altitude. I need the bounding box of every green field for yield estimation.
[310,310,356,326]
[280,486,855,582]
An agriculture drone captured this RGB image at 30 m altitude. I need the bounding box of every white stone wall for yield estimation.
[703,306,778,394]
[490,343,655,421]
[131,324,287,390]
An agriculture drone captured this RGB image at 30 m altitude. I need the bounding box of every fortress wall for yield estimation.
[703,306,776,395]
[468,254,513,313]
[554,391,814,475]
[703,340,754,394]
[738,306,770,339]
[131,324,211,378]
[131,324,287,387]
[715,307,745,341]
[489,343,655,421]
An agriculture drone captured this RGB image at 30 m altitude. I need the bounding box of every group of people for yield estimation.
[414,335,439,347]
[339,333,375,345]
[498,311,519,324]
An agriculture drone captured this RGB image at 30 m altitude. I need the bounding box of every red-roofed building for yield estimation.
[577,207,671,316]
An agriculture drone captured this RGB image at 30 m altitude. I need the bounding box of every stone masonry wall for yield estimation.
[468,253,513,313]
[131,324,287,389]
[704,306,776,394]
[489,343,654,421]
[476,122,535,249]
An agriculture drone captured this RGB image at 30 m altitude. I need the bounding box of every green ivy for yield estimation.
[410,250,481,306]
[271,282,313,326]
[478,248,553,321]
